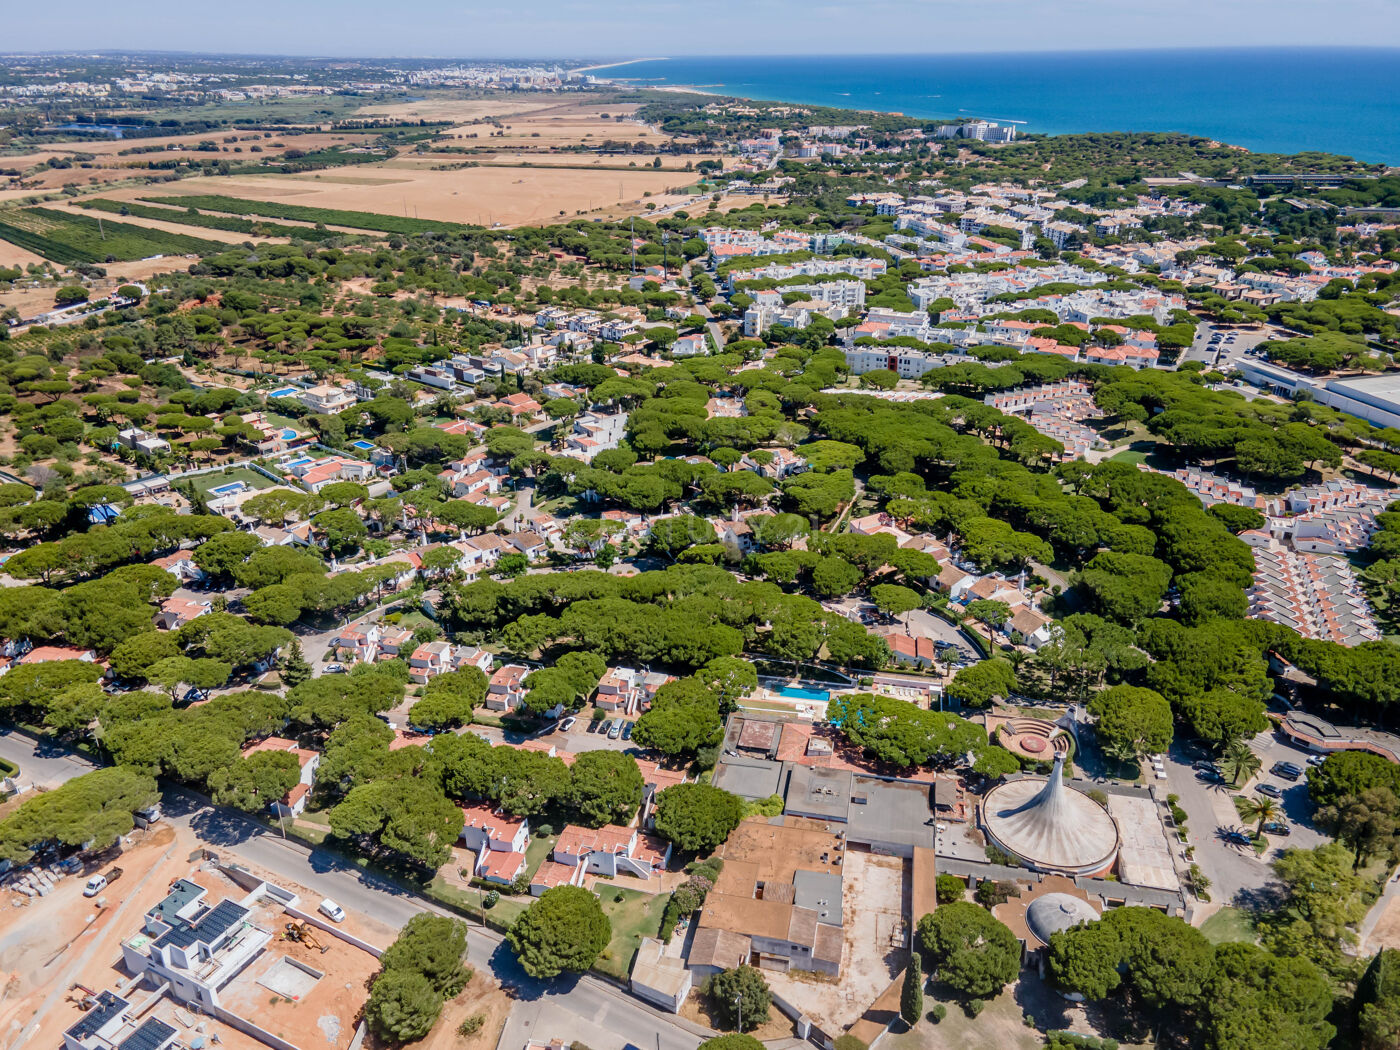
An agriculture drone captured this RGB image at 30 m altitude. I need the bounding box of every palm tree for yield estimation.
[1221,741,1262,786]
[1239,796,1280,836]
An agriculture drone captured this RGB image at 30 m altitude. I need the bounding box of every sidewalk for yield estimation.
[1358,862,1400,952]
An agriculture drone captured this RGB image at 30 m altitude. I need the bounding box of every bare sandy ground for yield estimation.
[0,240,46,268]
[0,130,385,199]
[0,256,196,314]
[403,150,719,172]
[118,161,697,227]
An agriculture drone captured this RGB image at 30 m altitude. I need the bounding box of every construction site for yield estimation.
[0,822,390,1050]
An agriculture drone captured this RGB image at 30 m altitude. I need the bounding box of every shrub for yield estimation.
[966,998,985,1018]
[456,1013,485,1038]
[974,879,1020,907]
[930,1004,947,1023]
[984,844,1014,866]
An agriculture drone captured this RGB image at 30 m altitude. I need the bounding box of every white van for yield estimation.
[318,898,346,923]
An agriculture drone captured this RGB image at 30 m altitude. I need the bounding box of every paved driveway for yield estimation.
[906,608,981,663]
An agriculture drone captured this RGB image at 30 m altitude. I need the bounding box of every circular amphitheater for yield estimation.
[981,753,1120,878]
[996,717,1074,762]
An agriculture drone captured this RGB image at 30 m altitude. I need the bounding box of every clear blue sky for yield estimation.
[6,0,1399,56]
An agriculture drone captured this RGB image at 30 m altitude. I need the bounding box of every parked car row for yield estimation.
[588,717,636,741]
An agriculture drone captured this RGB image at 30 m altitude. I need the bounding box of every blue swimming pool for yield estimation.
[269,387,299,398]
[280,428,298,440]
[350,440,376,451]
[209,481,247,496]
[780,686,830,703]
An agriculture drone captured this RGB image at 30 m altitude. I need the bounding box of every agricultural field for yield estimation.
[138,192,481,236]
[77,198,346,241]
[0,206,226,264]
[134,155,697,228]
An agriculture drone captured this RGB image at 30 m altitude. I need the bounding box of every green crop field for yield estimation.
[140,194,480,236]
[77,199,344,241]
[0,207,226,264]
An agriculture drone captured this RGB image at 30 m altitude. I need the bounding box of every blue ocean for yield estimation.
[612,49,1400,164]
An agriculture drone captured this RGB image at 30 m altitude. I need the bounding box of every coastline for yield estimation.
[599,51,1400,162]
[573,57,668,74]
[646,84,724,97]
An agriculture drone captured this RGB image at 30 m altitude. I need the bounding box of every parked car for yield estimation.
[1192,759,1218,772]
[84,867,123,897]
[607,720,623,740]
[1306,754,1327,767]
[1262,821,1291,836]
[324,663,347,675]
[598,719,613,737]
[559,717,576,733]
[319,899,346,923]
[1271,761,1304,781]
[621,721,634,741]
[1256,783,1284,799]
[1197,769,1226,784]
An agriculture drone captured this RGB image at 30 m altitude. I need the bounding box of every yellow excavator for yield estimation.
[283,921,329,954]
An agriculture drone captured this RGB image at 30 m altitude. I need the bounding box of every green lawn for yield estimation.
[594,886,670,981]
[1107,448,1149,465]
[523,830,558,879]
[188,466,279,496]
[1200,906,1257,945]
[427,876,529,929]
[392,610,438,634]
[263,411,301,430]
[485,895,529,928]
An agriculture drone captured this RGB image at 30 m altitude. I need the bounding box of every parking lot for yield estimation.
[1180,321,1275,371]
[1164,725,1331,906]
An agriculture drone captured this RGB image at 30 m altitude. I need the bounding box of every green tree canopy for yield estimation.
[507,885,611,978]
[917,901,1020,998]
[1088,684,1173,760]
[653,782,745,852]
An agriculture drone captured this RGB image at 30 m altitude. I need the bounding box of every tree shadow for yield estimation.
[1013,969,1074,1033]
[487,938,551,1001]
[1235,881,1286,914]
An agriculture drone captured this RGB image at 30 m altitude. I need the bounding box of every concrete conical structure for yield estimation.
[981,753,1120,876]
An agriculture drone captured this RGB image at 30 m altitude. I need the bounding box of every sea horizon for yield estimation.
[611,48,1400,164]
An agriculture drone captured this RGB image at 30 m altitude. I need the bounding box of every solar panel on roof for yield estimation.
[153,898,248,949]
[65,991,128,1040]
[118,1018,177,1050]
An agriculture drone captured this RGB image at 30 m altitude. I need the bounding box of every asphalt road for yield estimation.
[0,730,101,790]
[0,732,710,1050]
